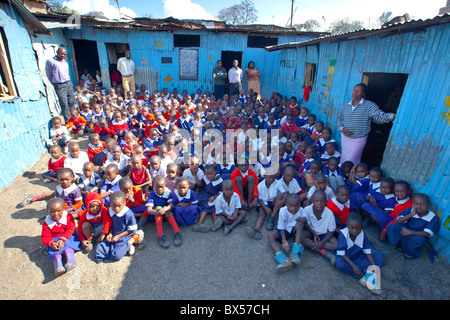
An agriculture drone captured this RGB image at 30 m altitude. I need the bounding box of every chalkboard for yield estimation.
[179,49,198,81]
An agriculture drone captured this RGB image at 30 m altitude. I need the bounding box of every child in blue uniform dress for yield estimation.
[99,164,122,207]
[172,177,201,227]
[94,191,144,263]
[347,164,382,212]
[386,193,440,259]
[335,212,385,294]
[192,164,224,232]
[361,177,396,229]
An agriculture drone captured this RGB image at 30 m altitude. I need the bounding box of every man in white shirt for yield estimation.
[228,59,243,98]
[117,50,136,98]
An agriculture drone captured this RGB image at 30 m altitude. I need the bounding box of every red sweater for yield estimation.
[382,197,413,234]
[87,142,105,162]
[230,168,259,200]
[77,193,112,241]
[109,120,129,133]
[48,156,66,172]
[66,116,87,128]
[41,211,76,247]
[94,124,116,136]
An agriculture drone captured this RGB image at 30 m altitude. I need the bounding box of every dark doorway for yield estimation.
[105,42,130,85]
[361,72,408,168]
[71,39,100,83]
[221,50,243,95]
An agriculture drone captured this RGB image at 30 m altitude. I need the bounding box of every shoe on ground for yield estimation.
[244,226,262,240]
[19,195,33,208]
[159,235,170,249]
[210,218,223,231]
[224,225,233,235]
[174,232,183,247]
[192,223,210,233]
[128,244,136,256]
[266,216,275,231]
[83,242,94,254]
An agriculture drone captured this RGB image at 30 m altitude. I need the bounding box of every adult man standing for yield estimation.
[45,46,75,122]
[337,83,396,165]
[228,59,243,98]
[117,50,135,98]
[213,60,227,99]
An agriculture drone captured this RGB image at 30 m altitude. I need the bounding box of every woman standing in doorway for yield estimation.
[246,61,261,100]
[337,83,396,165]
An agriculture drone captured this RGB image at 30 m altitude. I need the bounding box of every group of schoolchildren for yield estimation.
[22,78,441,295]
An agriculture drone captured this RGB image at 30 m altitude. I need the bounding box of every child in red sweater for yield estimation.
[87,133,105,165]
[94,117,115,141]
[41,197,81,277]
[110,111,129,142]
[230,161,259,211]
[42,145,66,183]
[66,108,87,138]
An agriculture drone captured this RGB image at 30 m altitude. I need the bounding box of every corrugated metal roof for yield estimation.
[265,13,450,51]
[0,0,51,34]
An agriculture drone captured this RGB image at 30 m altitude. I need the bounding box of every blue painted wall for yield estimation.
[270,23,450,260]
[0,4,51,189]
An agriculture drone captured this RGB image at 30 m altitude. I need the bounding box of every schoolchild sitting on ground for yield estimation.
[360,177,396,229]
[294,140,308,171]
[77,192,112,254]
[299,114,317,145]
[94,191,144,263]
[66,108,87,138]
[322,156,345,194]
[42,145,66,183]
[62,141,89,179]
[327,185,351,231]
[138,175,183,249]
[172,177,201,227]
[119,177,146,217]
[41,198,81,277]
[80,102,94,131]
[127,154,152,194]
[379,180,412,241]
[192,164,224,233]
[100,164,122,207]
[230,160,259,211]
[158,145,173,173]
[386,193,440,259]
[302,190,338,265]
[110,111,129,144]
[77,161,102,196]
[287,130,301,153]
[245,172,284,240]
[347,165,383,212]
[148,155,166,180]
[304,173,336,206]
[301,160,322,192]
[182,156,204,191]
[335,212,385,295]
[121,131,138,157]
[47,116,71,153]
[20,168,83,219]
[310,120,324,145]
[212,179,247,235]
[267,193,307,274]
[165,163,179,192]
[94,116,115,141]
[133,145,148,168]
[127,103,143,137]
[319,142,341,164]
[142,127,163,157]
[102,144,129,177]
[87,133,105,165]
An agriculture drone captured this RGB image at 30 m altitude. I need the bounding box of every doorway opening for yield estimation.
[71,39,100,85]
[221,50,243,95]
[105,42,130,86]
[360,72,408,168]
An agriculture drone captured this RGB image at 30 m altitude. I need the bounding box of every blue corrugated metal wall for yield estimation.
[271,23,450,260]
[64,27,315,98]
[0,4,51,190]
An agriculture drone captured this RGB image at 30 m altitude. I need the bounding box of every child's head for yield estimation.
[57,168,75,188]
[300,107,308,118]
[327,157,339,172]
[346,212,363,238]
[355,163,369,179]
[203,164,217,182]
[368,167,383,183]
[286,193,301,215]
[311,190,327,212]
[166,163,178,179]
[51,116,62,129]
[222,179,235,198]
[149,155,161,171]
[315,121,324,133]
[68,142,80,158]
[49,145,62,159]
[105,138,116,153]
[308,114,316,126]
[286,114,294,124]
[105,163,119,181]
[133,145,144,157]
[89,133,101,146]
[263,173,276,186]
[322,127,332,141]
[149,128,158,141]
[153,175,166,195]
[238,160,249,173]
[336,185,350,204]
[85,193,102,216]
[282,166,296,184]
[325,142,336,155]
[305,146,315,160]
[47,197,65,221]
[379,177,395,195]
[109,191,126,214]
[113,111,122,122]
[176,177,190,196]
[341,161,354,175]
[130,155,143,170]
[394,180,411,201]
[299,140,308,154]
[98,117,107,128]
[124,131,135,145]
[314,173,328,191]
[158,145,168,158]
[289,131,299,142]
[289,96,297,106]
[111,145,122,160]
[83,161,95,178]
[412,193,431,216]
[119,177,134,195]
[190,156,199,171]
[309,160,322,175]
[70,108,80,119]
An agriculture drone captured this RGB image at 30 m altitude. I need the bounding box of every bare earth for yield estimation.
[1,136,449,301]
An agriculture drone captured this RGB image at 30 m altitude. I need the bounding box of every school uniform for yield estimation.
[103,155,129,172]
[77,193,112,241]
[157,122,171,136]
[307,186,335,202]
[294,116,308,128]
[87,142,105,164]
[94,206,137,263]
[381,197,413,235]
[361,191,396,229]
[254,115,268,130]
[386,208,440,258]
[66,116,87,134]
[149,166,166,180]
[63,151,90,177]
[215,192,242,218]
[276,206,308,240]
[347,176,378,211]
[43,156,66,179]
[143,187,173,220]
[322,165,346,193]
[172,189,201,226]
[320,150,341,163]
[304,204,336,238]
[130,166,149,186]
[257,179,284,209]
[177,116,194,132]
[77,172,102,194]
[165,176,178,192]
[197,176,223,213]
[126,185,146,214]
[182,168,205,188]
[99,175,122,207]
[327,197,351,229]
[55,183,83,213]
[300,123,316,145]
[335,228,385,278]
[316,138,339,154]
[230,168,259,200]
[278,177,302,194]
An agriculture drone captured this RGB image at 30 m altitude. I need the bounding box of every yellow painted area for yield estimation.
[154,41,164,47]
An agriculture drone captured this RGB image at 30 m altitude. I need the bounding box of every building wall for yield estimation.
[0,4,51,190]
[271,23,450,260]
[64,27,315,98]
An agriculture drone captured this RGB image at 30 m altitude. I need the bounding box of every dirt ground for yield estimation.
[1,136,449,301]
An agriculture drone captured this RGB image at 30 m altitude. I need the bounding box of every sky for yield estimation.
[59,0,447,30]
